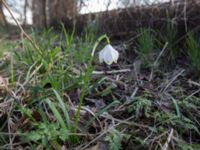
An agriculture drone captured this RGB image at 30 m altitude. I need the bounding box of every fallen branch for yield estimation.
[92,69,131,75]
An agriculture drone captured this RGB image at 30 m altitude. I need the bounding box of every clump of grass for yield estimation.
[136,28,155,67]
[0,26,100,148]
[159,19,178,60]
[0,24,116,148]
[186,32,200,74]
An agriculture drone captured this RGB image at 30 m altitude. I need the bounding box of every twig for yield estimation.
[188,89,200,98]
[7,116,13,150]
[117,86,138,111]
[71,67,131,76]
[15,63,42,96]
[80,115,135,150]
[183,0,187,32]
[92,69,131,75]
[100,113,151,129]
[149,130,169,150]
[149,42,168,81]
[133,60,141,84]
[1,0,40,53]
[72,106,103,131]
[154,42,169,68]
[188,80,200,87]
[162,128,174,150]
[130,86,139,99]
[161,69,185,92]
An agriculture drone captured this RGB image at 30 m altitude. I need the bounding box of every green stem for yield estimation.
[73,34,110,133]
[10,57,14,84]
[91,34,110,57]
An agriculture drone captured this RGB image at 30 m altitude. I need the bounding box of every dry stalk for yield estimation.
[162,128,174,150]
[1,0,40,52]
[100,113,151,129]
[188,80,200,87]
[92,69,131,75]
[73,105,103,131]
[161,69,185,92]
[149,130,169,150]
[183,0,187,32]
[80,115,136,150]
[149,42,168,82]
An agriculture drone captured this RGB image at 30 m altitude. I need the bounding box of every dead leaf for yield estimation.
[95,99,106,110]
[0,76,8,89]
[85,142,109,150]
[85,143,99,150]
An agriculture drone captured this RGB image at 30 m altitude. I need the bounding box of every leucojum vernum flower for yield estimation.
[99,44,119,65]
[74,35,119,133]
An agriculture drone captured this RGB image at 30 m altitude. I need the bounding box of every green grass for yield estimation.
[136,28,156,66]
[186,32,200,74]
[0,26,200,150]
[161,20,178,59]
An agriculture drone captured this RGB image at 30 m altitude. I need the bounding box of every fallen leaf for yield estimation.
[85,143,99,150]
[0,76,8,89]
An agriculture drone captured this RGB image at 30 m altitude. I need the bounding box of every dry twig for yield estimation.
[1,0,40,53]
[162,128,174,150]
[149,42,168,82]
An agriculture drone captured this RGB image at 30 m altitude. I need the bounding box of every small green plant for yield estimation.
[19,89,73,148]
[136,28,155,66]
[186,32,200,73]
[105,129,123,150]
[154,111,199,133]
[128,97,152,118]
[26,122,66,149]
[178,140,200,150]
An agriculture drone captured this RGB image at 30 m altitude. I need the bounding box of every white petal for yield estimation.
[113,49,119,63]
[99,44,119,65]
[103,46,115,65]
[105,44,115,52]
[103,53,114,65]
[99,49,104,63]
[107,44,119,64]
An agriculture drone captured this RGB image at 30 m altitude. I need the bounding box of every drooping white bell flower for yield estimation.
[99,44,119,65]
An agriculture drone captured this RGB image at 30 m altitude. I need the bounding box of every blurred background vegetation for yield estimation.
[1,0,199,41]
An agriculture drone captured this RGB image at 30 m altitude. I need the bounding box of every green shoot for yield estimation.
[186,32,200,73]
[136,28,155,66]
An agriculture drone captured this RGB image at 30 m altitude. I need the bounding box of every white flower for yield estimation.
[99,44,119,65]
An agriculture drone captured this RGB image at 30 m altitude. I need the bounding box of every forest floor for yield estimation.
[0,26,200,150]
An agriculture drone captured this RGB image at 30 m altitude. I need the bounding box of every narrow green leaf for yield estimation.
[45,99,67,130]
[52,89,71,128]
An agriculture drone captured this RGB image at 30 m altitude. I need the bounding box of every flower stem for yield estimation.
[73,34,110,134]
[91,34,110,57]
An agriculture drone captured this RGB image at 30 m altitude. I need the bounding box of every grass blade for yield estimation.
[45,98,67,130]
[52,89,71,128]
